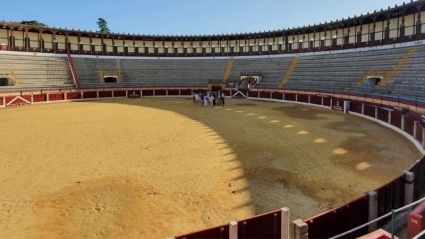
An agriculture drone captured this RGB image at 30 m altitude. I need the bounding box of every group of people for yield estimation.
[193,91,226,107]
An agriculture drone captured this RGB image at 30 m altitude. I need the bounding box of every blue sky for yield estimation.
[1,0,405,35]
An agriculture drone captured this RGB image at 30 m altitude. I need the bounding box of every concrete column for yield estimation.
[344,101,350,114]
[365,190,378,232]
[401,115,405,131]
[404,171,414,206]
[2,96,5,106]
[258,91,260,98]
[388,110,392,124]
[321,96,324,105]
[112,91,114,98]
[64,93,67,100]
[229,221,238,239]
[140,90,143,98]
[295,94,298,102]
[308,95,311,104]
[46,94,50,102]
[30,95,34,104]
[80,92,83,99]
[361,103,365,115]
[96,91,99,98]
[375,106,378,119]
[281,208,290,239]
[282,92,285,100]
[292,219,308,239]
[126,90,128,98]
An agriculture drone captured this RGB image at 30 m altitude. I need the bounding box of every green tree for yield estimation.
[17,20,47,26]
[97,18,110,33]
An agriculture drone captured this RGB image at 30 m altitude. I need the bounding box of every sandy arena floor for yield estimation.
[0,98,421,239]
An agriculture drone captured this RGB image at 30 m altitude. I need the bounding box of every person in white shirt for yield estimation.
[195,93,199,106]
[209,94,215,107]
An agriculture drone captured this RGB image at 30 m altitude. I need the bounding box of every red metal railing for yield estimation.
[66,49,81,89]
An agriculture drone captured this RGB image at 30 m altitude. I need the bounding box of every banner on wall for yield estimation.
[331,99,344,112]
[128,90,140,98]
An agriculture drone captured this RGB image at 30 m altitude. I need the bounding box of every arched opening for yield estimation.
[362,77,382,89]
[104,76,118,83]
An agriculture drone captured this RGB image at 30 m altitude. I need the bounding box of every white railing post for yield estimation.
[229,221,238,239]
[281,208,290,239]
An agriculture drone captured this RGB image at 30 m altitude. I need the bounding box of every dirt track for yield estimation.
[0,98,421,239]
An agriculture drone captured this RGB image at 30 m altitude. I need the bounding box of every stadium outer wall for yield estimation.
[1,86,424,239]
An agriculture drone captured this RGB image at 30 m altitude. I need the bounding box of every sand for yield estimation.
[0,98,421,239]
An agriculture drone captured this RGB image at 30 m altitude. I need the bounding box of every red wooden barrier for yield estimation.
[310,95,322,105]
[175,224,230,239]
[391,112,402,129]
[323,97,331,107]
[33,94,47,102]
[305,196,368,239]
[377,108,389,123]
[155,90,166,96]
[260,91,271,99]
[404,117,415,136]
[142,90,153,96]
[375,176,404,227]
[272,92,283,100]
[127,90,140,98]
[114,90,126,97]
[180,89,192,95]
[416,124,423,146]
[99,91,112,98]
[237,209,282,239]
[364,105,376,118]
[168,89,179,96]
[248,91,258,98]
[284,93,296,101]
[297,94,309,103]
[83,92,97,99]
[66,92,80,100]
[350,101,362,114]
[49,94,64,101]
[331,99,344,112]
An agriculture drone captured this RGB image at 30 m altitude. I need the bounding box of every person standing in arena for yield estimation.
[209,94,215,107]
[221,91,225,107]
[199,92,204,107]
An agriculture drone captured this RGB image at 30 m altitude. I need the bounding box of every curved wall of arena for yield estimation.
[0,1,424,57]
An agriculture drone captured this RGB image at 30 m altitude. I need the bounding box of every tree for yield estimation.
[16,20,47,26]
[97,18,110,33]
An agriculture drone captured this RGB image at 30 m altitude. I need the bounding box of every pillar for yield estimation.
[282,92,285,100]
[388,110,392,124]
[80,92,83,99]
[308,95,311,104]
[229,221,238,239]
[321,96,324,105]
[258,91,260,98]
[96,91,99,98]
[140,90,143,98]
[46,94,50,102]
[112,91,114,98]
[375,106,378,119]
[30,95,34,104]
[64,93,67,100]
[281,208,290,239]
[365,190,378,232]
[361,103,365,115]
[295,94,298,102]
[401,115,405,131]
[126,90,128,98]
[404,171,414,207]
[292,219,308,239]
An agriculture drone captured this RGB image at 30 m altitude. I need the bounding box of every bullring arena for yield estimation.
[1,1,425,239]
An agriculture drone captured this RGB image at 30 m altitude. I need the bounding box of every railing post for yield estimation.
[413,121,418,139]
[64,93,67,100]
[229,221,238,239]
[46,94,50,102]
[404,171,414,207]
[292,219,308,239]
[365,190,378,232]
[321,96,324,106]
[375,106,378,119]
[295,94,298,102]
[30,94,34,104]
[281,208,290,239]
[388,110,392,124]
[401,115,405,131]
[361,103,365,115]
